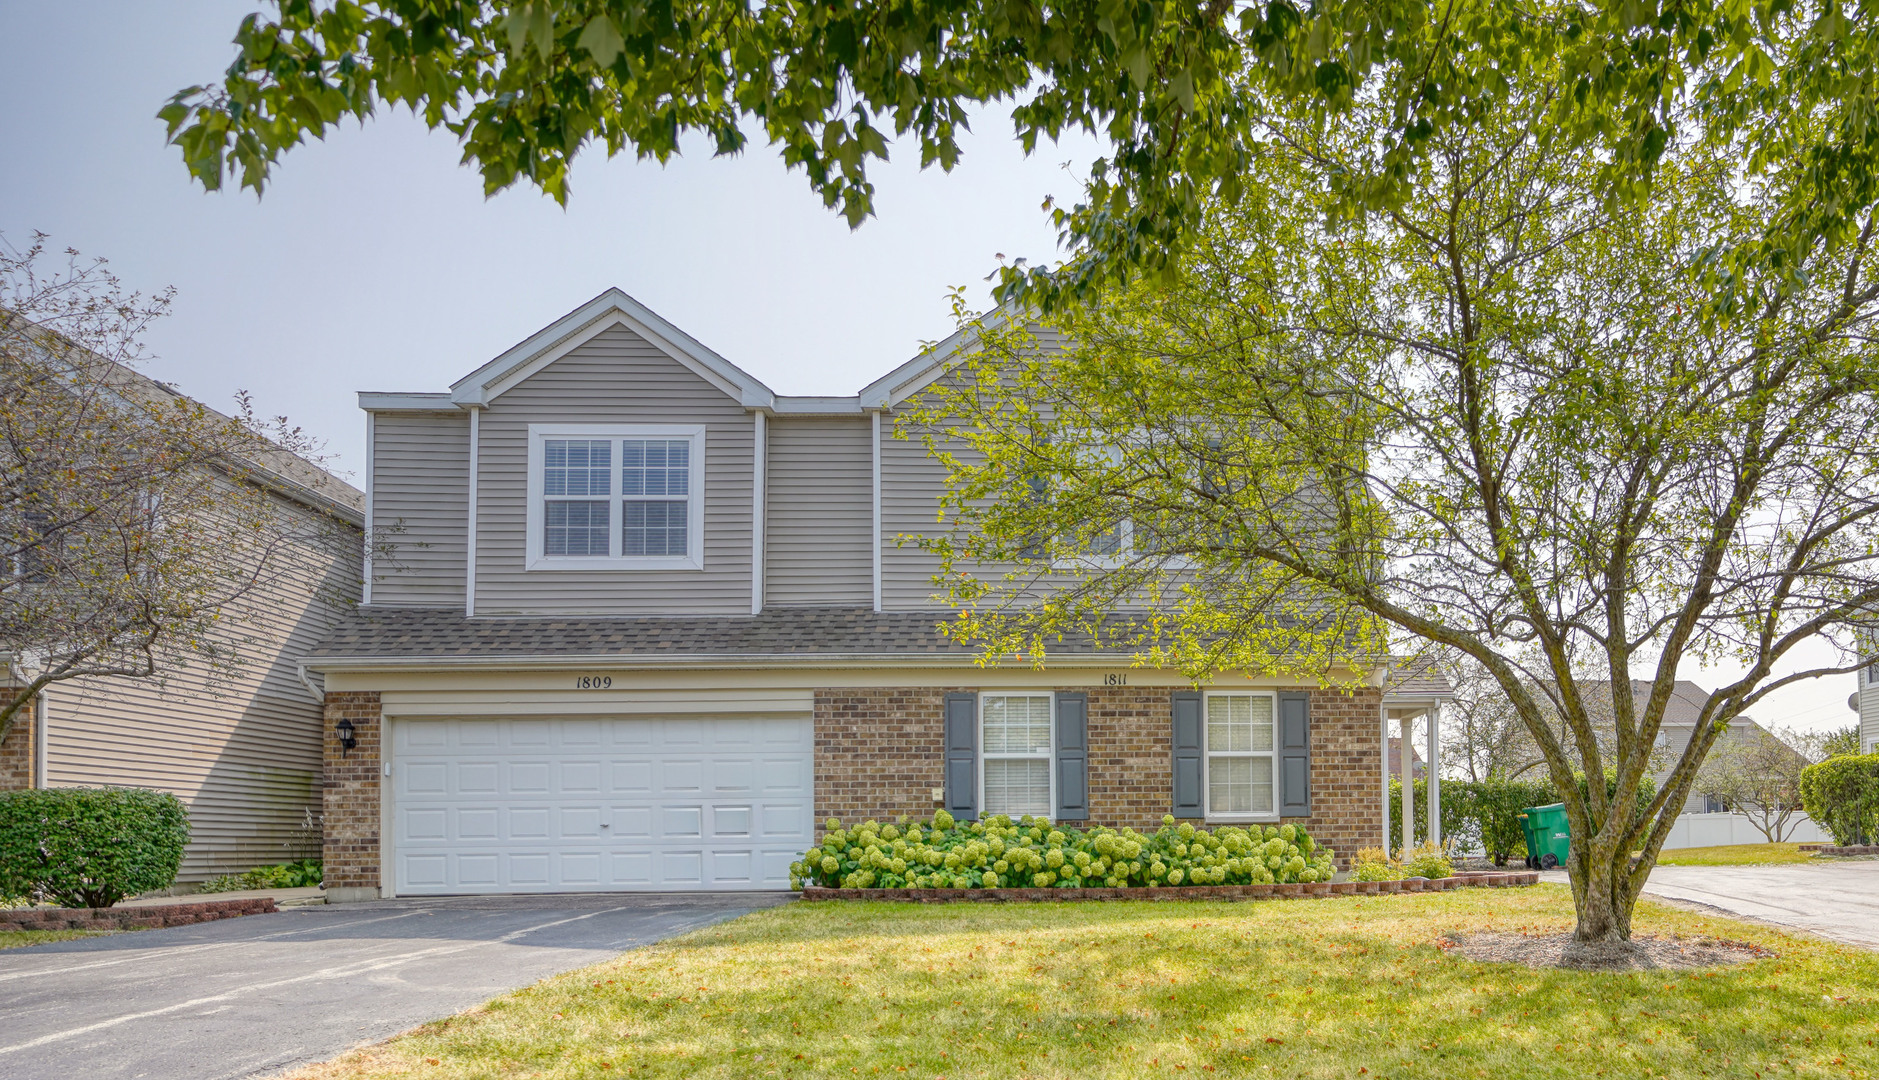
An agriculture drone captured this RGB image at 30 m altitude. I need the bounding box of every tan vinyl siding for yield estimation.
[765,416,872,606]
[371,411,469,607]
[44,494,361,882]
[880,406,960,611]
[472,324,754,614]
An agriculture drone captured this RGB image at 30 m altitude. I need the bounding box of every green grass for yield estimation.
[0,928,114,949]
[285,886,1879,1080]
[1654,842,1816,866]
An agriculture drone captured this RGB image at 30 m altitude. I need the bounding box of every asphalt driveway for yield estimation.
[1543,859,1879,950]
[0,892,792,1080]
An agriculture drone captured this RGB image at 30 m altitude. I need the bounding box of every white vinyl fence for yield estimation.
[1662,811,1829,849]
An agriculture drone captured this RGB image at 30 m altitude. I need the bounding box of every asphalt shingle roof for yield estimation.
[310,606,1060,662]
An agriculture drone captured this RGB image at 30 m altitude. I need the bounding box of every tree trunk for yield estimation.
[1568,841,1634,942]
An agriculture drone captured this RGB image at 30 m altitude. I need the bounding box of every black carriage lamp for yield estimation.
[336,718,358,755]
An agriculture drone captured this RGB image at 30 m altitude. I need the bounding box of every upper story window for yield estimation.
[525,424,704,570]
[1205,692,1277,820]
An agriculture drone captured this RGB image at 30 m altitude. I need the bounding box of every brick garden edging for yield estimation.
[1812,844,1879,857]
[801,869,1540,902]
[0,896,276,932]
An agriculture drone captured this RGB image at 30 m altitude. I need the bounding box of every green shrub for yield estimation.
[1799,753,1879,846]
[1388,774,1656,864]
[1350,847,1405,882]
[195,859,323,894]
[0,788,190,908]
[790,813,1335,890]
[1401,840,1453,879]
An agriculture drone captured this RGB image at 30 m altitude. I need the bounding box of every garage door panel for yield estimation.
[394,715,813,894]
[562,761,603,791]
[457,762,499,793]
[661,760,704,793]
[711,805,751,837]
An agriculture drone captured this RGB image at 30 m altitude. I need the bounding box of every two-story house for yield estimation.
[307,290,1445,901]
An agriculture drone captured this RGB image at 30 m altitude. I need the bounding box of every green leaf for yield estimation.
[578,14,625,67]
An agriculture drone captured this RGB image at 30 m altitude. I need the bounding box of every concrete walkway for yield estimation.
[0,892,791,1080]
[1542,860,1879,950]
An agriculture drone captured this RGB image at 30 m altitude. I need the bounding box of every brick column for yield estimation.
[0,689,36,790]
[322,691,382,901]
[1299,687,1385,867]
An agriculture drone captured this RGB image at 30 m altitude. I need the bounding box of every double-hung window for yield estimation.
[526,424,705,570]
[980,693,1054,818]
[1204,692,1277,819]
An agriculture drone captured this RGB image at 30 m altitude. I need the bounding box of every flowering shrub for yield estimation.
[790,811,1335,890]
[1350,847,1405,882]
[1401,841,1453,879]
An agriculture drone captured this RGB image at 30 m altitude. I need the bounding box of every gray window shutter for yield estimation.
[1279,691,1311,817]
[1171,691,1203,817]
[944,692,978,821]
[1054,692,1089,821]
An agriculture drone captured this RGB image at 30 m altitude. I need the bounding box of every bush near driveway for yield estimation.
[283,887,1879,1080]
[0,788,189,907]
[1800,753,1879,846]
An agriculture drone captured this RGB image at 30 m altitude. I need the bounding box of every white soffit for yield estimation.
[358,392,459,412]
[448,288,778,410]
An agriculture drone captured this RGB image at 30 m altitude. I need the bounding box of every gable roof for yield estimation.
[447,288,778,410]
[857,305,1024,410]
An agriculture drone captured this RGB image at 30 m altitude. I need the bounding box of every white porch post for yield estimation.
[1427,701,1442,849]
[1380,706,1391,850]
[1399,714,1414,854]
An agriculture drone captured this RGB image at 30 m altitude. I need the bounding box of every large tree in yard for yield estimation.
[164,1,1879,304]
[902,63,1879,942]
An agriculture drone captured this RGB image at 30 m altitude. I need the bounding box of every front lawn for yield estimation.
[1654,842,1815,866]
[286,886,1879,1080]
[0,928,114,950]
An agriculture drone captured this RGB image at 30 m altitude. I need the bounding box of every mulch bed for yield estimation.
[802,870,1539,903]
[1443,930,1774,971]
[0,896,277,932]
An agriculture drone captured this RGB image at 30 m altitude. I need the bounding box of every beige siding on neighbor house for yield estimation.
[471,324,755,615]
[45,492,361,881]
[371,411,469,607]
[765,416,872,606]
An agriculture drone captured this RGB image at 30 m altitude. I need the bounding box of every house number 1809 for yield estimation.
[575,675,613,689]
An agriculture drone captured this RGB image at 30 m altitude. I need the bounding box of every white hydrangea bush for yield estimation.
[791,812,1335,890]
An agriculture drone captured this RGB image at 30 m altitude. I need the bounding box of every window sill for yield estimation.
[525,555,703,572]
[1204,814,1281,825]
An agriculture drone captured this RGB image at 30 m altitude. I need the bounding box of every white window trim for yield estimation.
[1202,690,1281,823]
[524,423,706,571]
[978,691,1056,820]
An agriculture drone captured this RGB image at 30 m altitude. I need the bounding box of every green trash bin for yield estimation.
[1518,803,1571,870]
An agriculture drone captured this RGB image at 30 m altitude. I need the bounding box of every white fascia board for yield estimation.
[769,395,865,415]
[857,304,1025,409]
[448,288,776,409]
[358,392,459,412]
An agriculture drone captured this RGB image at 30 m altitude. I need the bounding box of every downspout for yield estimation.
[296,660,325,705]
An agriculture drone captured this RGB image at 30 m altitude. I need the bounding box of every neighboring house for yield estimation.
[1386,738,1426,781]
[0,366,363,882]
[1858,641,1879,754]
[307,289,1445,901]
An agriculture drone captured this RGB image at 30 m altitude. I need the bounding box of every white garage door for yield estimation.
[391,715,813,894]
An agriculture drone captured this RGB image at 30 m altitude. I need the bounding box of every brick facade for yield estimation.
[813,684,1384,866]
[318,682,1385,897]
[0,689,36,790]
[322,691,382,895]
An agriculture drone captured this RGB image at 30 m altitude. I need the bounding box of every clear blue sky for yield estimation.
[1,2,1859,735]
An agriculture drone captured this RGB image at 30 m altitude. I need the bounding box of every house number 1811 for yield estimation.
[1103,673,1127,686]
[575,675,613,689]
